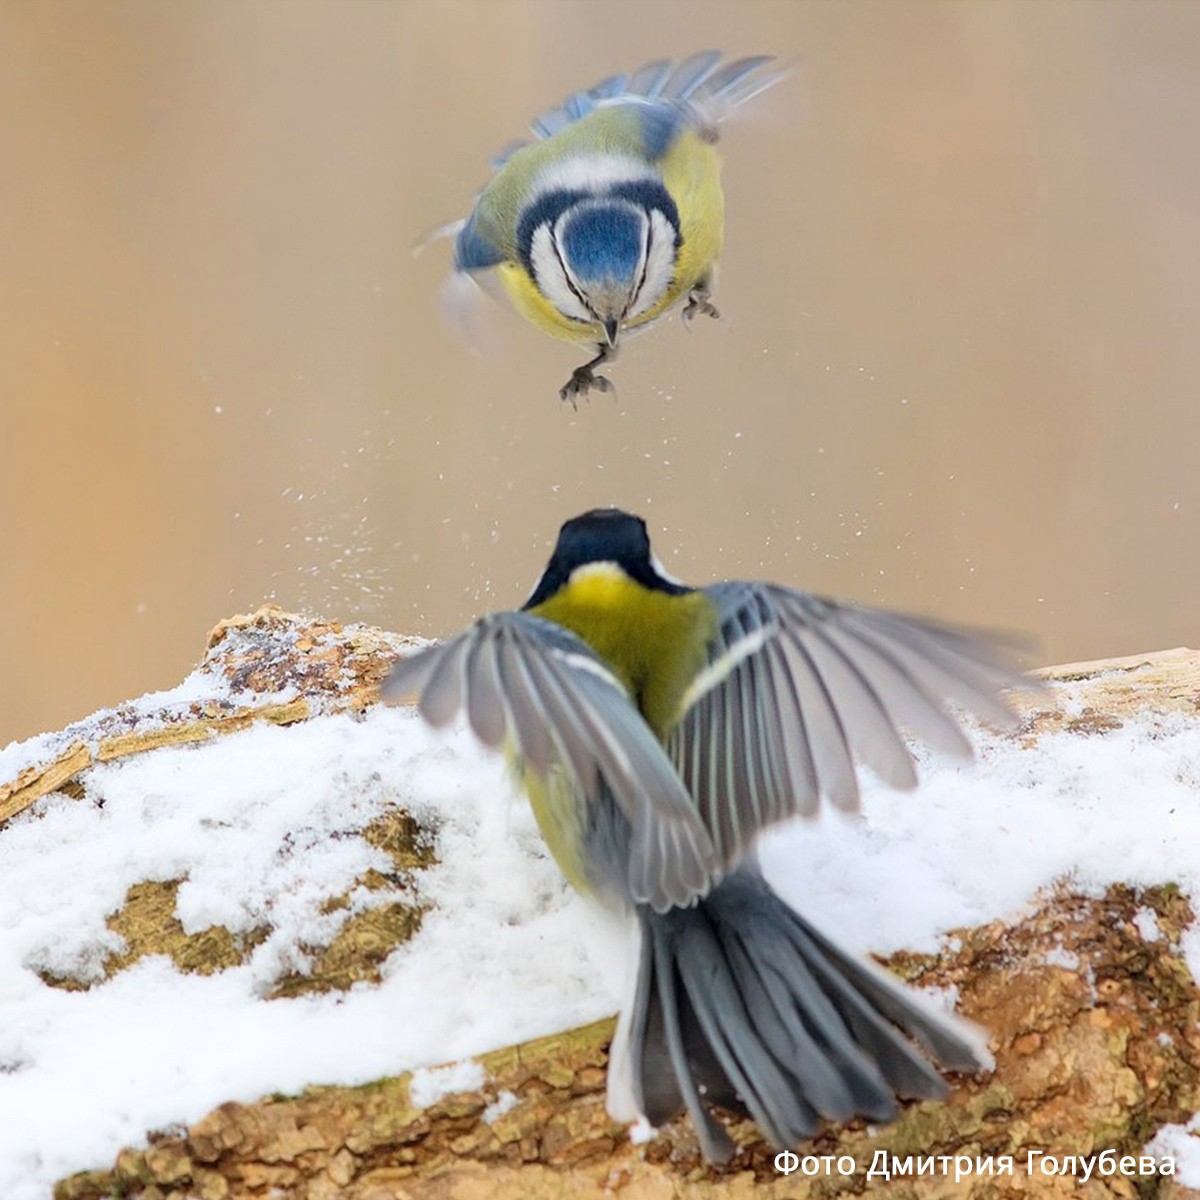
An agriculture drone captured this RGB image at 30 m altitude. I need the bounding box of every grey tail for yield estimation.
[623,866,986,1162]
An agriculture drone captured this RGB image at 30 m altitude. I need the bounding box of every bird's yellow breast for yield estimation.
[658,128,725,303]
[520,766,593,896]
[498,260,595,344]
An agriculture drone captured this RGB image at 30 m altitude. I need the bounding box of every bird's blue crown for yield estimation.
[559,203,644,285]
[515,181,680,280]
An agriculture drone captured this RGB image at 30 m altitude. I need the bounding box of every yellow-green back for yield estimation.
[527,563,716,740]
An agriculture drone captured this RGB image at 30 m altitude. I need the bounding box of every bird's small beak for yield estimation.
[603,317,620,348]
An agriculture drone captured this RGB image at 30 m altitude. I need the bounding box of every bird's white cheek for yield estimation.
[628,208,677,318]
[530,223,594,324]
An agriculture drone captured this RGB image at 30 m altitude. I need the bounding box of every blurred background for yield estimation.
[3,0,1199,747]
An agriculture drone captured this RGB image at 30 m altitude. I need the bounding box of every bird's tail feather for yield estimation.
[610,866,986,1162]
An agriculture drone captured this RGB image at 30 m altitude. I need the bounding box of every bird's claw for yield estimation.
[682,288,720,326]
[558,366,614,407]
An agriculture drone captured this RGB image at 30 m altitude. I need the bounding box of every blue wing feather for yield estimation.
[454,214,506,272]
[587,72,630,101]
[658,51,724,99]
[488,53,782,171]
[527,52,781,145]
[626,58,673,98]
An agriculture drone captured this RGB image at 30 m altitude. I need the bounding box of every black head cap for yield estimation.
[523,508,690,608]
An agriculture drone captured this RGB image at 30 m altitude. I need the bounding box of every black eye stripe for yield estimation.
[629,215,653,311]
[547,223,598,320]
[607,181,682,247]
[517,189,588,274]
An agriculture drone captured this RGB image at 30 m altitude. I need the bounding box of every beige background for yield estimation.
[2,0,1199,746]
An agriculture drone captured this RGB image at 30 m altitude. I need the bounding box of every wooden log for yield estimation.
[1,613,1195,1198]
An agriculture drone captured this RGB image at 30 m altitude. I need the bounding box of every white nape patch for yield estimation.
[569,560,627,584]
[529,223,593,324]
[532,153,657,197]
[678,626,771,712]
[628,208,677,318]
[408,1059,486,1109]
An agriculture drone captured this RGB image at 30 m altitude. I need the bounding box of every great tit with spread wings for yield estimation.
[384,508,1024,1160]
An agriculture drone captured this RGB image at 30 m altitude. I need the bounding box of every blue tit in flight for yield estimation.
[444,53,788,404]
[384,508,1027,1161]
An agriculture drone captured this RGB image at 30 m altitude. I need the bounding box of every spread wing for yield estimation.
[665,583,1030,865]
[382,612,717,912]
[485,52,786,173]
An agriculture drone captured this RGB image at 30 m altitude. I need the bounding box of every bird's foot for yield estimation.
[558,363,615,407]
[682,287,720,326]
